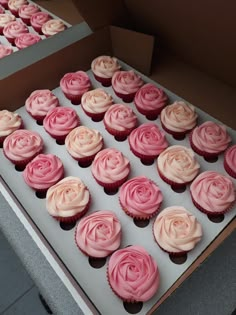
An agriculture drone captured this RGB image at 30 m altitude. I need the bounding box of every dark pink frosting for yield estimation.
[112,70,143,95]
[60,71,91,96]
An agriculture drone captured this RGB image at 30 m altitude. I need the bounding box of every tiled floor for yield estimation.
[0,230,51,315]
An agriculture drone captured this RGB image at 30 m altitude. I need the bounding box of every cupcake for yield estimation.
[157,145,200,190]
[3,129,43,168]
[41,19,66,37]
[60,71,91,105]
[91,148,130,194]
[46,176,90,222]
[65,126,104,167]
[3,20,28,45]
[0,13,16,34]
[128,123,168,165]
[0,0,8,9]
[8,0,28,17]
[81,88,113,122]
[134,83,168,120]
[25,89,60,124]
[18,3,40,25]
[107,245,159,302]
[91,55,121,87]
[0,44,13,59]
[43,107,80,143]
[190,121,231,160]
[30,12,51,34]
[104,104,138,141]
[119,176,163,219]
[112,70,144,103]
[190,171,235,216]
[153,206,202,255]
[75,210,121,258]
[15,33,41,49]
[161,101,198,140]
[23,154,64,194]
[0,110,23,146]
[224,145,236,178]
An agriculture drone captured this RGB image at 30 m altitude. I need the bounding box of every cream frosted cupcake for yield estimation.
[3,20,28,45]
[0,110,23,146]
[0,44,13,59]
[8,0,28,16]
[41,19,66,37]
[15,33,41,49]
[30,12,51,34]
[0,13,16,34]
[18,3,40,25]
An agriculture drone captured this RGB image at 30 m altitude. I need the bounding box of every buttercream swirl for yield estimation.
[119,176,163,217]
[15,33,41,49]
[0,44,13,58]
[65,126,103,159]
[0,110,22,137]
[91,148,130,184]
[112,70,143,94]
[104,104,137,131]
[161,101,198,132]
[108,245,159,302]
[41,19,66,36]
[46,176,90,217]
[153,206,202,253]
[3,20,28,39]
[18,3,39,19]
[191,121,231,154]
[190,171,235,213]
[224,145,236,177]
[60,71,91,96]
[81,88,113,114]
[23,154,64,190]
[30,12,51,29]
[8,0,28,11]
[0,13,15,28]
[75,210,121,257]
[91,55,121,78]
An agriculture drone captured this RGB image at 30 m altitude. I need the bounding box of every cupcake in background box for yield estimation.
[41,19,66,37]
[0,44,13,59]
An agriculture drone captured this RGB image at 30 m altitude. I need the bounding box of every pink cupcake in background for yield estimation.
[0,110,23,146]
[3,20,28,45]
[30,12,51,34]
[18,3,40,25]
[15,33,41,49]
[60,71,91,105]
[8,0,28,17]
[0,44,13,59]
[0,0,8,9]
[112,70,144,103]
[224,145,236,178]
[41,19,66,37]
[0,4,5,13]
[0,13,16,34]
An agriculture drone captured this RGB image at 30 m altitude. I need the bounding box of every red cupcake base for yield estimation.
[93,74,112,87]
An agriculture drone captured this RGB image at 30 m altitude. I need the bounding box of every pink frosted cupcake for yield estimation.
[104,104,138,141]
[134,83,168,120]
[161,101,198,140]
[3,20,28,45]
[0,5,4,13]
[18,3,40,25]
[0,0,8,9]
[112,70,144,103]
[25,89,59,124]
[8,0,28,17]
[190,171,235,216]
[0,13,16,34]
[15,33,41,49]
[46,176,91,222]
[91,55,121,87]
[30,12,51,34]
[60,71,91,105]
[75,210,121,258]
[224,145,236,178]
[81,88,113,122]
[128,123,168,165]
[43,107,80,143]
[65,126,104,167]
[119,176,163,219]
[41,19,66,37]
[0,44,13,59]
[0,110,23,146]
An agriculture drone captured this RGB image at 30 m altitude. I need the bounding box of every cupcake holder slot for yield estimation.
[0,60,235,315]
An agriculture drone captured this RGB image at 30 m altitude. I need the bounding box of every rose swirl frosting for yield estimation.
[18,3,40,18]
[0,44,13,58]
[0,13,16,28]
[15,33,41,49]
[91,56,121,78]
[81,88,113,114]
[104,104,137,131]
[0,110,22,137]
[42,19,66,36]
[30,12,51,29]
[8,0,28,11]
[60,71,91,96]
[3,20,28,38]
[224,145,236,176]
[112,70,143,94]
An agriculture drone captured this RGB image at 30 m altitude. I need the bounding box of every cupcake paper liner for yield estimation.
[31,25,43,34]
[9,9,19,17]
[52,200,90,223]
[161,122,188,140]
[93,74,112,87]
[113,90,136,103]
[82,107,105,122]
[63,93,83,105]
[93,174,129,193]
[223,154,236,178]
[104,121,134,141]
[129,146,156,165]
[157,167,191,190]
[135,104,164,121]
[20,17,31,26]
[3,148,43,168]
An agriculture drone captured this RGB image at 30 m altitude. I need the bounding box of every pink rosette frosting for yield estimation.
[23,154,64,191]
[0,44,13,58]
[46,176,90,218]
[190,171,235,213]
[119,176,163,218]
[153,206,202,253]
[91,55,121,78]
[65,126,103,159]
[161,101,198,132]
[25,89,59,119]
[15,33,41,49]
[0,13,16,28]
[60,71,91,96]
[112,70,144,95]
[81,88,113,114]
[0,5,5,13]
[41,19,66,36]
[0,110,22,137]
[8,0,28,11]
[75,210,121,257]
[0,0,8,8]
[18,3,39,19]
[108,245,159,302]
[128,123,168,157]
[224,145,236,177]
[30,12,51,29]
[3,20,28,39]
[157,145,200,184]
[43,107,80,138]
[191,121,231,154]
[104,104,137,131]
[91,148,130,184]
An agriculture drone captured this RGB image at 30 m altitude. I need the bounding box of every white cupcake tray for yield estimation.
[0,60,235,315]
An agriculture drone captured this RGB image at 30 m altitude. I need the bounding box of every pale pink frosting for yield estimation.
[3,129,43,162]
[65,126,103,159]
[23,154,64,190]
[112,70,144,95]
[43,107,80,138]
[46,176,90,217]
[0,5,4,13]
[18,4,40,19]
[91,148,130,184]
[0,110,22,137]
[128,123,168,156]
[191,121,231,154]
[41,19,66,36]
[108,245,159,302]
[25,89,59,118]
[0,44,13,58]
[15,33,41,49]
[8,0,28,11]
[119,176,163,217]
[30,12,51,29]
[81,88,113,114]
[104,104,137,131]
[190,171,235,213]
[60,71,91,96]
[157,145,200,183]
[224,145,236,175]
[0,13,15,28]
[161,101,198,132]
[91,56,121,78]
[3,21,28,39]
[153,206,202,253]
[75,210,121,257]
